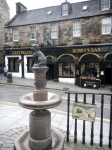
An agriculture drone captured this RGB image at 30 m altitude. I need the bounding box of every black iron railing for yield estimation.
[66,91,112,148]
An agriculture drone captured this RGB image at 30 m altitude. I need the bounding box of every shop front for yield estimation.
[4,48,34,78]
[2,43,112,88]
[73,45,112,88]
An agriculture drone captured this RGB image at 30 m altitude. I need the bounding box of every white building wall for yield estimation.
[5,55,34,78]
[5,55,21,77]
[24,55,34,79]
[59,78,75,85]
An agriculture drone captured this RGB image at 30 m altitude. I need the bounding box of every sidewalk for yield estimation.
[0,77,111,150]
[0,76,111,92]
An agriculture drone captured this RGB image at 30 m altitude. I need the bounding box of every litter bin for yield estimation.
[7,73,13,83]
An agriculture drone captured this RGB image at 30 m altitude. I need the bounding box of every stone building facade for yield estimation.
[4,0,112,46]
[4,16,112,46]
[0,0,9,49]
[2,0,112,87]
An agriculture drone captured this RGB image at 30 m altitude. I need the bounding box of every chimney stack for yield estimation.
[16,2,27,14]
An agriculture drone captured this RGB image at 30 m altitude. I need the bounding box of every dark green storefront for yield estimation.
[2,43,112,88]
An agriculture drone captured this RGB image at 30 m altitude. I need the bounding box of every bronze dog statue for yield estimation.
[31,44,47,67]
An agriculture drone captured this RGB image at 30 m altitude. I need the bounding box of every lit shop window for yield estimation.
[81,63,99,77]
[59,63,75,77]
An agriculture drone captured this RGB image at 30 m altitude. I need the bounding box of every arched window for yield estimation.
[58,55,75,77]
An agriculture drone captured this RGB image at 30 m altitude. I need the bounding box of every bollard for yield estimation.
[7,73,13,83]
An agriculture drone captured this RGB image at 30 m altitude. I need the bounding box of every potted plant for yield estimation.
[0,58,4,64]
[89,38,101,44]
[52,56,58,63]
[57,41,67,46]
[22,43,31,47]
[73,39,83,45]
[74,56,80,64]
[3,44,11,48]
[99,56,105,62]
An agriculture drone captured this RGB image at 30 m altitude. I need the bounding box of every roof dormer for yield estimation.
[61,0,72,16]
[101,0,111,11]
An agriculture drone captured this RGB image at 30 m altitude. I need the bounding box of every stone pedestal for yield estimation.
[32,66,48,101]
[15,65,65,150]
[29,110,52,150]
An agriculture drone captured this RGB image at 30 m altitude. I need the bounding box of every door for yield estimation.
[46,64,53,80]
[105,68,112,85]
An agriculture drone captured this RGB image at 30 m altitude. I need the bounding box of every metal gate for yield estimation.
[66,91,112,148]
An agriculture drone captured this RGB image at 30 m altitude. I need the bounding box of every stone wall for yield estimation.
[0,0,9,49]
[4,14,112,46]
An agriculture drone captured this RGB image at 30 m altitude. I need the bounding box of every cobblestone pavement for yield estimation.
[0,126,110,150]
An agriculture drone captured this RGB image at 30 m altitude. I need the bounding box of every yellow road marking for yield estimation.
[0,101,110,123]
[0,100,19,106]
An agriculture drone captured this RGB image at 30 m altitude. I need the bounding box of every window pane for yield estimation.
[51,23,58,38]
[101,0,110,10]
[59,62,75,77]
[30,26,36,40]
[102,17,111,34]
[9,59,13,71]
[73,21,81,36]
[62,4,68,16]
[81,63,99,77]
[13,28,19,41]
[62,4,68,10]
[8,57,19,72]
[51,31,57,38]
[59,63,62,76]
[74,30,81,36]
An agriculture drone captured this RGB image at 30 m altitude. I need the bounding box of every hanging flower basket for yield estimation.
[75,56,80,64]
[57,41,67,46]
[17,59,23,64]
[0,58,4,64]
[52,56,58,63]
[99,56,105,63]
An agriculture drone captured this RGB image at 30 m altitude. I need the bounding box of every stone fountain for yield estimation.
[14,44,65,150]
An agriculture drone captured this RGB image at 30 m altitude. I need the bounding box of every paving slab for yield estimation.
[0,77,111,150]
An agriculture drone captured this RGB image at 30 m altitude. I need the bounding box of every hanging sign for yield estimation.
[72,48,101,53]
[12,51,32,55]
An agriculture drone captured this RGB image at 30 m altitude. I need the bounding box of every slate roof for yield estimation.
[6,0,112,27]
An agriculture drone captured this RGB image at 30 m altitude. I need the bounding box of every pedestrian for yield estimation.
[3,65,8,80]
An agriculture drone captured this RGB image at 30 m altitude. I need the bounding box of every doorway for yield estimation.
[46,64,53,80]
[105,68,112,85]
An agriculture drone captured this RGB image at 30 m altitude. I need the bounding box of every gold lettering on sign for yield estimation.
[12,51,32,55]
[72,48,101,53]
